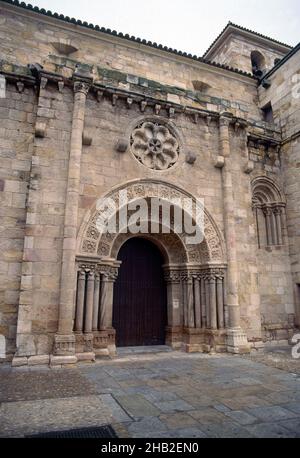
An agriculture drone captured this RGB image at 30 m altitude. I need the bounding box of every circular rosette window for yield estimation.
[130,121,180,170]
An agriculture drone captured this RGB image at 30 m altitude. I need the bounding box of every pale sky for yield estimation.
[29,0,299,55]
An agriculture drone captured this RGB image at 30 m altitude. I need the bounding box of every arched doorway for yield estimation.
[113,238,167,347]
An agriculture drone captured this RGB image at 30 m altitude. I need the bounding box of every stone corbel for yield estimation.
[126,97,133,109]
[234,121,241,132]
[58,81,64,93]
[192,113,199,124]
[155,104,161,115]
[16,81,24,93]
[96,90,104,102]
[140,100,147,112]
[112,94,118,106]
[214,156,225,168]
[40,76,48,90]
[168,107,175,118]
[206,115,212,127]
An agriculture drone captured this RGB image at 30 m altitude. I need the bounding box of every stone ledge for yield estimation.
[28,355,50,366]
[12,357,28,367]
[50,355,78,366]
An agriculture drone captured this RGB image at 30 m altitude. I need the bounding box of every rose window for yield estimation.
[130,121,179,170]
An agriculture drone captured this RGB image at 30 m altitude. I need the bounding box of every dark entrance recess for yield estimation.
[113,238,167,347]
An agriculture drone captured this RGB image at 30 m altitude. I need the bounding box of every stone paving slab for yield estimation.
[0,395,113,438]
[0,350,300,438]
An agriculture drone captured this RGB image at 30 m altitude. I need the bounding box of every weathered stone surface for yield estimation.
[0,2,299,364]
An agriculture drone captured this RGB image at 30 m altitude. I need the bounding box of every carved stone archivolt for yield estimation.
[78,180,226,264]
[130,121,179,170]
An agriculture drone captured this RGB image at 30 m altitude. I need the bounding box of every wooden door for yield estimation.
[113,238,167,347]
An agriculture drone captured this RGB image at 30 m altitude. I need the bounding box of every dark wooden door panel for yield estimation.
[113,238,167,347]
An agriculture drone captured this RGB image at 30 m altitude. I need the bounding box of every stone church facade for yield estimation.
[0,0,299,366]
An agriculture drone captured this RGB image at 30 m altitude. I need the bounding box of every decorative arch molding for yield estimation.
[251,176,286,248]
[252,176,285,206]
[77,179,226,265]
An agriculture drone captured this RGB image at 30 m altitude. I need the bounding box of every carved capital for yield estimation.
[74,81,90,95]
[164,270,181,283]
[101,265,119,281]
[219,116,231,128]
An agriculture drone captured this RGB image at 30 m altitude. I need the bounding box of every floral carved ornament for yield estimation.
[130,121,179,170]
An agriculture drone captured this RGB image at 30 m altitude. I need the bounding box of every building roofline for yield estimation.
[203,22,293,59]
[0,0,255,79]
[260,41,300,83]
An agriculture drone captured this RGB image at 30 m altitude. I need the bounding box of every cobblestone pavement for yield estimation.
[0,348,300,438]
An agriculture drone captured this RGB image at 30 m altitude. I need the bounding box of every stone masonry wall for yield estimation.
[259,50,300,327]
[0,81,36,358]
[208,34,288,75]
[0,2,298,359]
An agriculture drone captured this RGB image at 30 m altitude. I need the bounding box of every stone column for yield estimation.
[75,270,86,333]
[216,275,225,329]
[187,275,195,328]
[93,273,101,331]
[53,79,91,364]
[164,269,182,349]
[274,206,283,245]
[205,277,211,328]
[194,277,202,329]
[99,266,118,356]
[84,272,95,334]
[164,270,181,327]
[200,277,207,328]
[209,275,217,330]
[263,206,273,246]
[219,115,250,353]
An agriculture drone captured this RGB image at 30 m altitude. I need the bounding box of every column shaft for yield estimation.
[200,277,206,328]
[75,271,86,333]
[205,278,210,328]
[84,272,95,333]
[275,210,283,245]
[217,278,225,329]
[93,273,101,331]
[57,81,90,336]
[194,278,202,329]
[187,278,195,328]
[219,118,241,329]
[209,278,217,330]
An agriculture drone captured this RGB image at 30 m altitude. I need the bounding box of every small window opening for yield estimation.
[262,102,274,123]
[251,50,266,77]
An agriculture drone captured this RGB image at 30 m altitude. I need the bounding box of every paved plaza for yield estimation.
[0,347,300,438]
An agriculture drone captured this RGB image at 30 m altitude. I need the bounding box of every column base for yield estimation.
[53,334,76,356]
[76,352,96,362]
[166,326,183,350]
[227,328,251,354]
[93,329,116,357]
